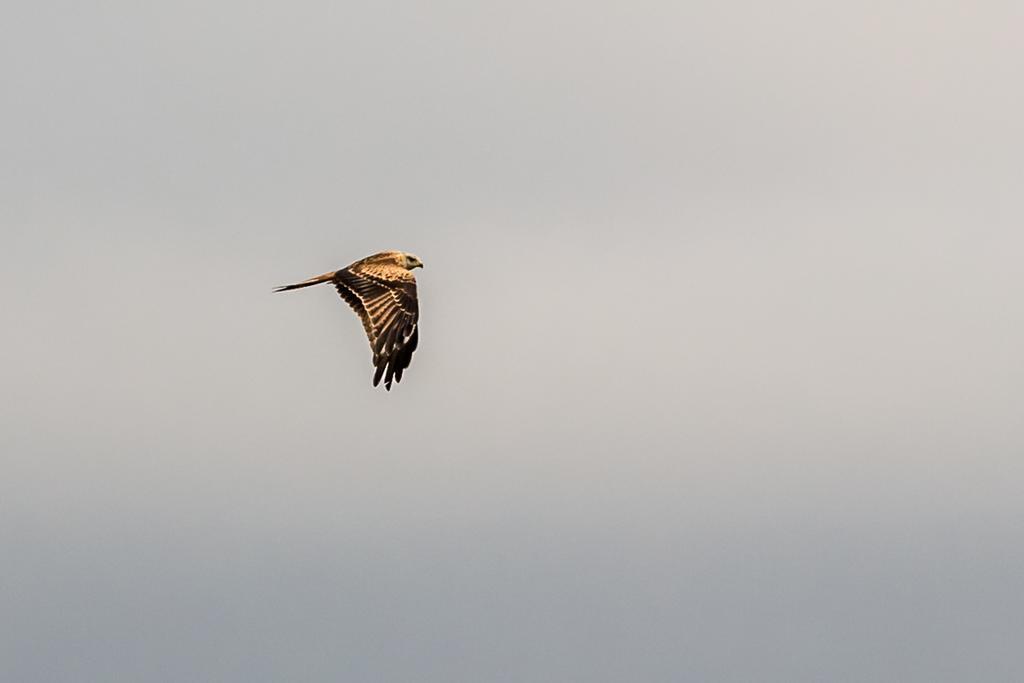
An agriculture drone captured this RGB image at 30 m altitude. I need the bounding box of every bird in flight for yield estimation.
[275,250,423,390]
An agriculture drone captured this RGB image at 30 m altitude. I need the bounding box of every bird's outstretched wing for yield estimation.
[332,262,419,390]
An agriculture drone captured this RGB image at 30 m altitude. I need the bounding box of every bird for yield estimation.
[275,250,423,390]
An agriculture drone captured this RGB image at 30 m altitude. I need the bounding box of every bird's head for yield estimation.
[403,253,424,270]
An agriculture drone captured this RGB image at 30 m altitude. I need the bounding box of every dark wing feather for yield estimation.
[332,268,419,390]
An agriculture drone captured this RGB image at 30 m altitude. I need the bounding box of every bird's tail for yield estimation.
[273,271,336,292]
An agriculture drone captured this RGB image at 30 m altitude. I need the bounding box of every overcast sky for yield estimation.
[3,1,1023,681]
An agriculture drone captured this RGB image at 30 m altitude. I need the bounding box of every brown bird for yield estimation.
[275,250,423,390]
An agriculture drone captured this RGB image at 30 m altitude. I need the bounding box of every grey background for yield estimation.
[3,1,1023,681]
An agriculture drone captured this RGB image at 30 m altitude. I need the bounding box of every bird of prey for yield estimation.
[275,250,423,390]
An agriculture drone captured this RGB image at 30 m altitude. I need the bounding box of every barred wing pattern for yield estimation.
[333,267,419,390]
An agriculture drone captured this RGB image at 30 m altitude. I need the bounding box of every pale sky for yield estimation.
[3,2,1023,681]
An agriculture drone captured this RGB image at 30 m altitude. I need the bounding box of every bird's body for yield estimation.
[275,250,423,390]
